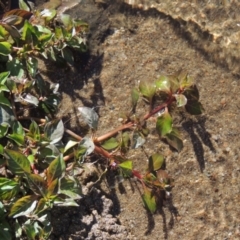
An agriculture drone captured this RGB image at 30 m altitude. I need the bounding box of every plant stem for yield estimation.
[64,129,82,141]
[63,152,74,162]
[18,116,46,123]
[96,121,134,143]
[64,129,112,159]
[143,95,175,120]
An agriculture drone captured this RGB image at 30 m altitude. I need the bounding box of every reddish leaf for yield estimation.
[165,128,183,152]
[46,155,65,185]
[185,100,204,115]
[9,195,38,218]
[5,149,31,175]
[25,173,47,197]
[46,178,58,197]
[3,9,32,21]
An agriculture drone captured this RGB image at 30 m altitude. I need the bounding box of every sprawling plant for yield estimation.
[0,1,203,239]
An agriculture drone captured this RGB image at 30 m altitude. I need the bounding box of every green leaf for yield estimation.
[14,219,22,238]
[175,94,187,107]
[53,197,78,207]
[59,177,82,199]
[155,75,171,92]
[6,58,24,78]
[0,201,6,219]
[148,153,164,172]
[7,121,25,145]
[25,174,47,197]
[119,160,132,170]
[55,27,63,39]
[38,144,60,163]
[40,94,60,114]
[78,107,99,130]
[0,25,8,40]
[0,219,12,240]
[139,80,156,102]
[101,137,119,150]
[0,92,11,107]
[0,177,20,200]
[11,121,24,135]
[2,24,20,38]
[156,111,172,137]
[36,25,52,40]
[19,0,30,11]
[131,88,139,110]
[41,9,57,22]
[22,93,39,106]
[77,137,95,161]
[185,100,203,115]
[0,104,14,125]
[142,187,156,213]
[0,72,9,84]
[0,123,9,138]
[44,119,64,144]
[27,155,34,165]
[64,140,79,153]
[60,14,73,29]
[7,133,25,145]
[5,149,31,175]
[61,47,74,65]
[165,128,183,152]
[26,57,38,77]
[34,198,48,215]
[5,79,17,93]
[168,75,180,93]
[0,42,11,56]
[24,220,39,240]
[47,154,65,185]
[48,46,57,61]
[9,195,38,218]
[119,160,133,177]
[0,144,3,155]
[132,131,145,149]
[22,20,38,44]
[0,84,9,93]
[178,71,194,88]
[120,132,130,152]
[28,121,40,141]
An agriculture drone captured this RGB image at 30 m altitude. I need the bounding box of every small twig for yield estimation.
[18,116,46,123]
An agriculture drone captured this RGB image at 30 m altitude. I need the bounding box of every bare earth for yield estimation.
[37,1,240,239]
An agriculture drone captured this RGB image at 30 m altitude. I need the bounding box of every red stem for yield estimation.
[64,129,112,159]
[96,121,133,142]
[143,95,175,120]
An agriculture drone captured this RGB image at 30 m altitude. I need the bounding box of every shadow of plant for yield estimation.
[144,191,179,239]
[182,117,215,172]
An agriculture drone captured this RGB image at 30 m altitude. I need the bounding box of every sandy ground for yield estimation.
[36,1,240,239]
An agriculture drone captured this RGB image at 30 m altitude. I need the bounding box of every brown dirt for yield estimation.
[38,1,240,239]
